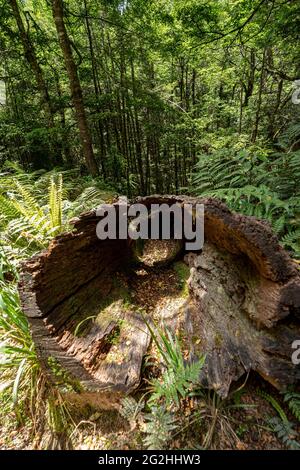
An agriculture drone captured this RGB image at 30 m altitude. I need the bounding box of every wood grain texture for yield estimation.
[18,196,300,404]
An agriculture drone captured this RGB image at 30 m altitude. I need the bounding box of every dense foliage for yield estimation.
[1,0,299,253]
[0,1,299,191]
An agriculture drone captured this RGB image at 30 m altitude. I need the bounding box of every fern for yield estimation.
[144,321,205,409]
[48,174,63,231]
[258,390,288,421]
[120,396,144,424]
[258,390,300,450]
[0,194,20,220]
[191,140,300,258]
[69,186,108,215]
[0,182,53,249]
[143,406,177,450]
[119,397,178,449]
[0,174,70,252]
[268,416,300,450]
[280,229,300,254]
[13,179,44,220]
[149,359,204,408]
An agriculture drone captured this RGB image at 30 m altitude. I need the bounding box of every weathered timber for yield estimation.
[18,209,150,407]
[18,196,300,405]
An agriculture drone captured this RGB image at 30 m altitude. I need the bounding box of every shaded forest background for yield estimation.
[0,0,299,191]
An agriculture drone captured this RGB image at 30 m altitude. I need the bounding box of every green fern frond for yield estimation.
[13,179,44,219]
[48,174,63,231]
[258,390,300,450]
[0,194,20,220]
[145,322,205,408]
[280,229,300,250]
[120,396,144,424]
[284,391,300,423]
[257,390,288,422]
[268,416,300,450]
[143,407,177,450]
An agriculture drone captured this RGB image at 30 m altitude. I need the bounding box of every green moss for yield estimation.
[173,261,190,297]
[74,277,132,337]
[192,335,200,344]
[214,332,223,348]
[47,356,83,393]
[111,276,133,305]
[106,323,122,346]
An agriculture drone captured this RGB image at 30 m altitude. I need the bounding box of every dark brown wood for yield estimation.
[18,196,300,406]
[52,0,99,176]
[134,196,300,395]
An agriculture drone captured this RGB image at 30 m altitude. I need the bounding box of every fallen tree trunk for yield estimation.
[18,196,300,405]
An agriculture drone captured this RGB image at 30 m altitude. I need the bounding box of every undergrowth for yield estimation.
[0,167,115,447]
[1,152,300,449]
[258,390,300,450]
[191,127,300,258]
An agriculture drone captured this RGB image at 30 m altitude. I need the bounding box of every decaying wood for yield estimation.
[18,196,300,406]
[18,211,150,407]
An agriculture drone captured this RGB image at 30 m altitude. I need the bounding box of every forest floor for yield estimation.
[0,367,292,450]
[0,241,298,450]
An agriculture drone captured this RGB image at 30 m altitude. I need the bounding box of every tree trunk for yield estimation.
[83,0,106,177]
[51,0,99,176]
[251,49,266,143]
[130,58,145,194]
[9,0,54,127]
[19,196,300,407]
[267,79,283,140]
[238,81,243,134]
[243,49,256,108]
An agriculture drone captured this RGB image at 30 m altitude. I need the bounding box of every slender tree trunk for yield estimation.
[52,0,98,176]
[268,79,283,140]
[9,0,54,127]
[174,143,178,194]
[239,81,243,134]
[54,71,73,164]
[251,49,266,143]
[83,0,106,177]
[130,58,145,194]
[191,68,197,166]
[243,49,256,107]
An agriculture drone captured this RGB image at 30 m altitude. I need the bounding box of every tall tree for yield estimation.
[51,0,98,176]
[9,0,54,126]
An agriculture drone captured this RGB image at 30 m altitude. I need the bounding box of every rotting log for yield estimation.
[18,195,300,406]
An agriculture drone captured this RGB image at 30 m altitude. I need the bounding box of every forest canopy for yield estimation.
[0,0,299,191]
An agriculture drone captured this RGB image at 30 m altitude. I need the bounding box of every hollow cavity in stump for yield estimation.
[18,196,300,407]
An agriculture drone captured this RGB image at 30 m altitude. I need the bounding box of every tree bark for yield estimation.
[9,0,54,126]
[251,49,266,143]
[243,49,256,107]
[130,58,145,194]
[83,0,106,177]
[19,196,300,406]
[51,0,99,176]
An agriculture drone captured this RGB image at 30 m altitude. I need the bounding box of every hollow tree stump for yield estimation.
[18,196,300,406]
